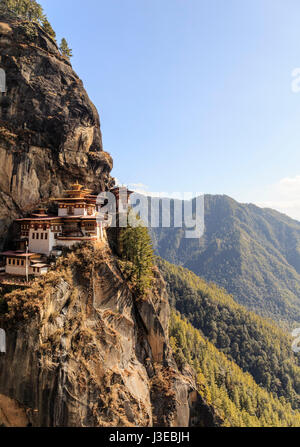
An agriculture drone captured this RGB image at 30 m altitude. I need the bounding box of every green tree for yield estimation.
[42,18,56,40]
[1,0,43,22]
[59,38,73,59]
[1,0,57,41]
[169,310,300,427]
[120,222,154,295]
[158,257,300,408]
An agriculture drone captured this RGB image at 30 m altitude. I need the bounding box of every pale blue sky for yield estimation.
[40,0,300,219]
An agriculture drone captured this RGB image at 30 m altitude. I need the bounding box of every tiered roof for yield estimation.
[51,181,95,203]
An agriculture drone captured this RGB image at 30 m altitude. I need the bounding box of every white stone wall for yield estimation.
[28,228,55,256]
[58,206,96,217]
[74,207,87,216]
[32,267,48,276]
[6,262,49,276]
[6,264,27,276]
[5,259,35,276]
[58,208,68,217]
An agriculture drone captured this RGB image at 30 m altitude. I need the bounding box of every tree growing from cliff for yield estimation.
[41,17,56,40]
[120,221,154,295]
[2,0,43,21]
[0,0,56,40]
[59,38,73,60]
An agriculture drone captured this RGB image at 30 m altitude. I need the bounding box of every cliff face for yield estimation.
[0,243,219,427]
[0,12,220,427]
[0,13,113,249]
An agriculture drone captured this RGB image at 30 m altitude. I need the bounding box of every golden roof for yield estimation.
[51,181,93,201]
[70,180,82,191]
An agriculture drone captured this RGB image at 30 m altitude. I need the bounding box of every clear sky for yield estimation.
[40,0,300,220]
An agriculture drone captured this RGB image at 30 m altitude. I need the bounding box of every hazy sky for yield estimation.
[40,0,300,220]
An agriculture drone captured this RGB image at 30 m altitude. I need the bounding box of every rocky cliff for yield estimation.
[0,11,113,249]
[0,243,219,427]
[0,11,220,427]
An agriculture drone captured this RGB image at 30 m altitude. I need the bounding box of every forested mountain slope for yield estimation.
[152,195,300,326]
[170,311,300,427]
[158,258,300,407]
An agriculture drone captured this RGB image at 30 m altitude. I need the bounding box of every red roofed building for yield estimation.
[0,182,132,277]
[16,181,108,257]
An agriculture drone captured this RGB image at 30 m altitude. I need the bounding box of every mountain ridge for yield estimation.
[150,194,300,326]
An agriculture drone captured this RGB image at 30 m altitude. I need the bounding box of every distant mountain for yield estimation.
[151,195,300,327]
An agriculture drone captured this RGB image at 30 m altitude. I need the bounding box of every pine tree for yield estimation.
[120,222,154,295]
[169,309,300,427]
[59,38,73,60]
[1,0,43,22]
[23,0,43,21]
[42,18,56,40]
[0,0,57,42]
